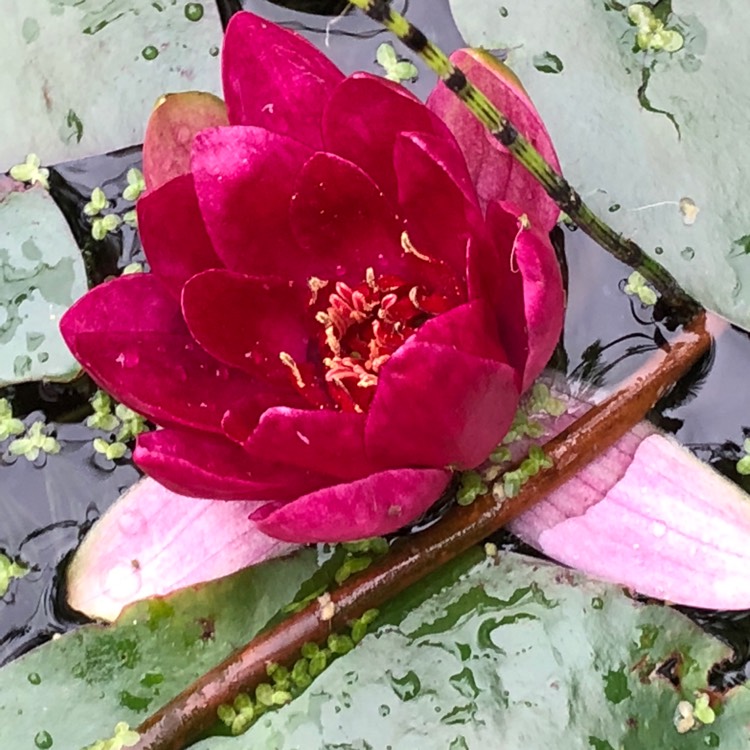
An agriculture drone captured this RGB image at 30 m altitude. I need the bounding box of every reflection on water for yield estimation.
[2,0,750,689]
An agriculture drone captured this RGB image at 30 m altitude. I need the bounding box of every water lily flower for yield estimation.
[60,12,564,545]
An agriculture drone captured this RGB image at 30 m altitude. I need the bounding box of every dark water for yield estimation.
[2,0,750,688]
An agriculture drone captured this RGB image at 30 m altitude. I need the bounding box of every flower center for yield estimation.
[314,267,451,412]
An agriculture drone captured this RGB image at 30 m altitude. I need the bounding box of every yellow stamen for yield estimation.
[307,276,329,305]
[279,352,305,389]
[401,231,431,262]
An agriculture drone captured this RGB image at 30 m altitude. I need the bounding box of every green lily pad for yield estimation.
[449,0,750,330]
[0,1,222,171]
[0,549,320,749]
[0,186,87,385]
[200,551,750,749]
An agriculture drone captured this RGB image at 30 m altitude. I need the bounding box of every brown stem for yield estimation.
[134,312,711,750]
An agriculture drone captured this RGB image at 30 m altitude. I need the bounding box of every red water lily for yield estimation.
[60,12,564,544]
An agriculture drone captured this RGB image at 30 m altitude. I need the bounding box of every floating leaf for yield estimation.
[0,549,320,749]
[193,551,750,748]
[449,0,750,330]
[0,2,223,171]
[0,186,87,385]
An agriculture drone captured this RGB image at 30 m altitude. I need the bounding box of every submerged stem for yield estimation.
[133,313,711,750]
[347,0,701,323]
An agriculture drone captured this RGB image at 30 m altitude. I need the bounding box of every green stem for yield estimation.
[350,0,701,323]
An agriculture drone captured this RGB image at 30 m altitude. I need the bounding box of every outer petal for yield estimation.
[134,428,335,501]
[136,174,221,299]
[242,408,380,481]
[427,49,561,230]
[468,203,564,391]
[66,477,297,621]
[252,468,451,543]
[142,91,229,190]
[182,269,311,378]
[222,11,344,147]
[394,131,483,278]
[60,275,293,433]
[191,126,312,277]
[323,73,458,197]
[366,303,519,470]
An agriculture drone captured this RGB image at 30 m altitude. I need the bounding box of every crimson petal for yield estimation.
[394,131,482,279]
[366,325,518,470]
[251,468,451,543]
[290,152,406,283]
[60,275,291,433]
[242,408,379,481]
[427,49,561,230]
[222,11,344,148]
[191,126,312,277]
[134,428,334,500]
[322,73,457,197]
[136,174,221,299]
[182,269,311,378]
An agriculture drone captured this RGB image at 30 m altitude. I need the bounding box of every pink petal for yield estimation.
[467,211,525,389]
[322,73,457,197]
[142,91,228,190]
[136,174,221,299]
[191,126,312,276]
[366,307,518,470]
[290,152,405,282]
[66,477,297,621]
[134,428,334,500]
[514,434,750,610]
[222,11,344,148]
[242,408,380,481]
[427,49,561,230]
[252,468,451,543]
[468,203,564,391]
[393,131,482,278]
[60,275,293,433]
[510,219,565,390]
[182,269,311,378]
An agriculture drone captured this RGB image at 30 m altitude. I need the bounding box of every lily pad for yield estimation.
[197,550,750,748]
[0,548,320,750]
[0,1,222,171]
[0,186,87,385]
[449,0,750,330]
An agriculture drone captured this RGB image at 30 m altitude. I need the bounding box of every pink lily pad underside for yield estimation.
[66,478,296,621]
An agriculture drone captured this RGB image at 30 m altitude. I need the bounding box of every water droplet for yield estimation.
[681,246,695,260]
[104,561,143,601]
[654,246,664,255]
[650,521,667,538]
[117,507,146,536]
[27,672,41,685]
[591,597,604,610]
[116,349,139,368]
[34,731,53,749]
[184,2,204,21]
[387,669,421,701]
[378,704,391,717]
[142,45,159,61]
[608,203,621,213]
[209,45,219,57]
[704,732,720,747]
[499,6,508,16]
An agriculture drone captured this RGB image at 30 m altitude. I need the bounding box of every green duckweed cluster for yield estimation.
[217,610,379,736]
[82,721,139,750]
[627,4,684,53]
[624,271,658,307]
[0,553,28,598]
[87,390,149,461]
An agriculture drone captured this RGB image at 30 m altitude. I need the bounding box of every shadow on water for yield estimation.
[2,0,750,690]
